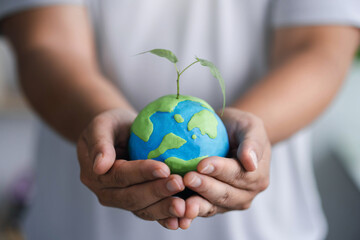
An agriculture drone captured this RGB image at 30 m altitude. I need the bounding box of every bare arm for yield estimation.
[234,26,360,144]
[180,26,360,227]
[1,5,135,142]
[2,6,187,229]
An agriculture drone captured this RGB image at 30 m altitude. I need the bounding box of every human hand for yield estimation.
[176,107,271,229]
[77,109,186,226]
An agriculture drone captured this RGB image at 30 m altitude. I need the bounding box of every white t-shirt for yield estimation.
[1,0,360,239]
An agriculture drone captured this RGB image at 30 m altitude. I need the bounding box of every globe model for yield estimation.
[129,94,229,175]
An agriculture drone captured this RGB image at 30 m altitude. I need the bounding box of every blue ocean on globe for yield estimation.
[129,99,229,164]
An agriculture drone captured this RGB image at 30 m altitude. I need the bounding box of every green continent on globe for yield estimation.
[165,156,208,176]
[174,114,184,123]
[147,133,187,159]
[131,95,214,142]
[188,110,218,139]
[192,134,197,139]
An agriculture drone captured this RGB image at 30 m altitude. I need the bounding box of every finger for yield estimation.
[133,197,185,221]
[98,159,170,188]
[236,116,268,172]
[100,175,185,211]
[179,218,192,230]
[157,218,179,230]
[83,115,117,175]
[237,140,260,172]
[184,172,253,210]
[77,136,92,172]
[184,195,226,219]
[197,156,257,189]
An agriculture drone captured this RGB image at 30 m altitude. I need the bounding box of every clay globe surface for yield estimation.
[129,94,229,176]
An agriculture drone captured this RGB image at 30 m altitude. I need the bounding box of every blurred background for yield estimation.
[0,36,359,240]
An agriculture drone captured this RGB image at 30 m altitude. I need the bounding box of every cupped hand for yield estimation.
[76,109,186,228]
[177,107,272,229]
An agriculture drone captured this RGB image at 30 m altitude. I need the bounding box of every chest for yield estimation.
[87,0,273,109]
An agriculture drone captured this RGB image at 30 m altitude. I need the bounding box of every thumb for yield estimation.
[87,117,117,175]
[237,140,262,172]
[92,139,116,175]
[236,119,267,172]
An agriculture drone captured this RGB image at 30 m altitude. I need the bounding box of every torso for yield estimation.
[23,1,328,239]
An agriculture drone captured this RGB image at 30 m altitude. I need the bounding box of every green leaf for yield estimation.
[137,49,178,63]
[196,57,226,115]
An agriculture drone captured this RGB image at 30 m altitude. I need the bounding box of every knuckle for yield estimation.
[214,189,231,206]
[204,205,217,217]
[88,118,114,146]
[259,178,270,192]
[247,113,263,126]
[119,193,138,211]
[240,202,251,210]
[92,141,109,155]
[80,173,90,186]
[134,210,154,221]
[113,172,129,187]
[233,168,246,184]
[244,172,257,184]
[234,199,252,210]
[152,183,168,199]
[157,219,167,229]
[244,140,260,153]
[97,196,107,206]
[92,115,109,127]
[96,174,106,185]
[233,113,251,129]
[97,189,111,207]
[254,117,263,127]
[77,133,88,147]
[153,189,165,199]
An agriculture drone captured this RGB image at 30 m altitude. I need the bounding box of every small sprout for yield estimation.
[195,57,226,115]
[137,48,226,115]
[137,49,178,63]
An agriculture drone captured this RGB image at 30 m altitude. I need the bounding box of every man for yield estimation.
[0,0,359,239]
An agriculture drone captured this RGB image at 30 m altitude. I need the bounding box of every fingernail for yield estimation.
[94,153,103,168]
[200,164,214,174]
[167,179,181,192]
[152,168,168,178]
[188,175,201,188]
[249,150,258,169]
[182,218,192,229]
[169,206,177,216]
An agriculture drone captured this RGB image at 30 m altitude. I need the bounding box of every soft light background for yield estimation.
[0,37,359,239]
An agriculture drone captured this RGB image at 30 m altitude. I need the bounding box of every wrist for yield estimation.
[219,107,271,144]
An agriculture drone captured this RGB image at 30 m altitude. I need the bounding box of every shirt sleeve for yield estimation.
[0,0,84,21]
[271,0,360,28]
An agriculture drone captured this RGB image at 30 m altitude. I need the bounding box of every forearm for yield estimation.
[233,26,360,144]
[2,6,135,142]
[17,50,135,142]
